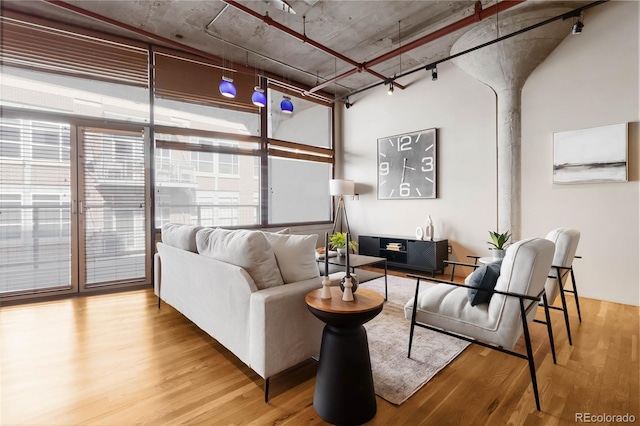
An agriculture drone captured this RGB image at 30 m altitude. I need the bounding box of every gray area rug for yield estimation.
[360,275,470,405]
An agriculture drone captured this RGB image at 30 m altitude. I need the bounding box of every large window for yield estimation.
[266,88,334,224]
[2,11,335,234]
[154,126,261,228]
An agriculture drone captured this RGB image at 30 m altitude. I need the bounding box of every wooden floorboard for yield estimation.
[1,270,638,425]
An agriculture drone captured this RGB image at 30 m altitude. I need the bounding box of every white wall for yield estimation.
[521,0,639,306]
[343,61,498,264]
[342,1,639,306]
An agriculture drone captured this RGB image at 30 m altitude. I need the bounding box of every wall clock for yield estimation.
[377,128,437,199]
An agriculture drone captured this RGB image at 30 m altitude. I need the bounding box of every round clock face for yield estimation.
[377,128,437,199]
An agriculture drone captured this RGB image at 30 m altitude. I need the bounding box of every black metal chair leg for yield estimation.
[407,279,421,358]
[520,300,541,411]
[557,272,573,346]
[542,293,556,364]
[157,296,161,309]
[570,267,582,323]
[264,377,270,403]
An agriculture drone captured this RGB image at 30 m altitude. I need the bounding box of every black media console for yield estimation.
[358,235,448,277]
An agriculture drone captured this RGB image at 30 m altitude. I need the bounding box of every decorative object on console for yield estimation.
[377,128,437,200]
[425,215,434,241]
[321,232,332,299]
[487,230,511,260]
[553,122,628,184]
[330,179,355,234]
[415,226,423,240]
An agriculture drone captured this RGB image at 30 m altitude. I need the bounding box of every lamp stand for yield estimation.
[331,195,350,235]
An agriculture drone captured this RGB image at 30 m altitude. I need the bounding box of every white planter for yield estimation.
[492,249,505,260]
[337,247,346,256]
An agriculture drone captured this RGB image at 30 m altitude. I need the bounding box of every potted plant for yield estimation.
[487,230,511,259]
[330,232,358,256]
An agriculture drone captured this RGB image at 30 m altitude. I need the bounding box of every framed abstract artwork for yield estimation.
[553,123,628,184]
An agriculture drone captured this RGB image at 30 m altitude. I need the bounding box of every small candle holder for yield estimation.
[342,276,354,302]
[320,275,332,299]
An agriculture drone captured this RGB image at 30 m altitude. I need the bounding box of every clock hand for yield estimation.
[401,158,407,183]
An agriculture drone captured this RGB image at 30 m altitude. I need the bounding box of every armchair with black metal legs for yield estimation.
[404,237,556,411]
[543,228,581,346]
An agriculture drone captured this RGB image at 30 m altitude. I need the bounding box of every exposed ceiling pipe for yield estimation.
[220,0,406,90]
[340,0,608,102]
[308,0,526,94]
[40,0,334,102]
[203,15,352,92]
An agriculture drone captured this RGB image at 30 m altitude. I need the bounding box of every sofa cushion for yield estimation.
[263,233,319,284]
[196,228,284,290]
[161,223,203,253]
[466,260,502,306]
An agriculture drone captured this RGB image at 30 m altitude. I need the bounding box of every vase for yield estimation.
[425,215,434,241]
[340,273,359,294]
[492,249,505,260]
[337,247,346,256]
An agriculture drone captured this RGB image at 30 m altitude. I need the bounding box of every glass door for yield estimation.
[0,118,75,297]
[78,127,150,290]
[0,118,151,300]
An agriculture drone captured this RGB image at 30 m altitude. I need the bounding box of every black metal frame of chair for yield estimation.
[406,274,556,411]
[541,256,583,346]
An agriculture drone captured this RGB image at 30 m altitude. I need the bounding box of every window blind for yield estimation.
[153,50,258,112]
[0,12,149,87]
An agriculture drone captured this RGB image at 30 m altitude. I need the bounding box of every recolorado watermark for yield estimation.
[575,413,636,423]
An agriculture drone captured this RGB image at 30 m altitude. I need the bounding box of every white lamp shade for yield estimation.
[329,179,355,196]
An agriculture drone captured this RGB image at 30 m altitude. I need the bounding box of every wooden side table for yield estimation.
[306,287,384,426]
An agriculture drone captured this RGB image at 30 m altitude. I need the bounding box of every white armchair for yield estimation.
[544,228,581,346]
[404,237,555,410]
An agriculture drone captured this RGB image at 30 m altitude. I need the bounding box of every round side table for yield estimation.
[306,287,384,426]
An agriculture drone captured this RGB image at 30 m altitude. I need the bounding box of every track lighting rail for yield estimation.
[339,0,608,103]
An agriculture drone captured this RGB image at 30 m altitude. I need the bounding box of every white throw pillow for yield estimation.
[161,223,203,252]
[263,233,319,284]
[262,228,290,235]
[196,228,284,290]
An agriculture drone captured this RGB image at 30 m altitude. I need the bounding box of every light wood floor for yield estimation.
[1,271,638,425]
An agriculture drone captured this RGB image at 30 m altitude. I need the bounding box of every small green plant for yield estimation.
[487,231,511,250]
[330,232,358,252]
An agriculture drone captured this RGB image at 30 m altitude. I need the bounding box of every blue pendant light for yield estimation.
[219,76,236,98]
[251,87,266,107]
[280,96,294,114]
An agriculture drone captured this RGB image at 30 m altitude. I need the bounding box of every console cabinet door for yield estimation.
[407,240,448,272]
[407,240,436,270]
[358,235,380,257]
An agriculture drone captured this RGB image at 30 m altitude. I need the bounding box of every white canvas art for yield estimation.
[553,123,628,184]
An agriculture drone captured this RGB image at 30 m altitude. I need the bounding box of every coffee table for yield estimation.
[318,253,388,300]
[306,287,384,426]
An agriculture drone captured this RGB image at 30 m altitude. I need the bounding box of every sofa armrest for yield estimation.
[249,277,325,379]
[157,243,257,367]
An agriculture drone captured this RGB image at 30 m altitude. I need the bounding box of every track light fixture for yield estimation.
[251,87,266,107]
[432,66,438,81]
[571,17,584,34]
[219,76,237,98]
[280,96,294,114]
[345,98,352,109]
[387,82,394,95]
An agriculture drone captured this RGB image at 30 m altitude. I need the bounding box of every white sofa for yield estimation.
[154,224,343,401]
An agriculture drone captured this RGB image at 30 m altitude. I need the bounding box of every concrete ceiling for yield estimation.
[2,0,594,99]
